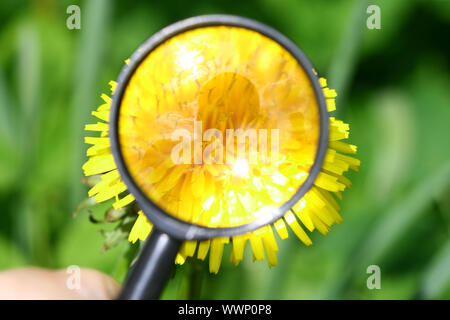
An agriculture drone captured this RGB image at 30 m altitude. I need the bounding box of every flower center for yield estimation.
[197,72,260,133]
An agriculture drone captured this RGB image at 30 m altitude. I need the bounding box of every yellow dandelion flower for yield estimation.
[82,23,359,275]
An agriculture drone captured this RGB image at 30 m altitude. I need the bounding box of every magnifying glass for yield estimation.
[110,15,328,300]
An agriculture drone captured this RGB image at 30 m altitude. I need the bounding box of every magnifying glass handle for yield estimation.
[117,228,182,300]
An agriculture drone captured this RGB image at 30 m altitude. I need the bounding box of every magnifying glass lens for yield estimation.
[119,26,320,228]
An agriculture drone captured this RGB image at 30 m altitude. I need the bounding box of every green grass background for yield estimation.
[0,0,449,299]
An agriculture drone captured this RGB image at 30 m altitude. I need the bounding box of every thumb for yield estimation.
[0,267,121,300]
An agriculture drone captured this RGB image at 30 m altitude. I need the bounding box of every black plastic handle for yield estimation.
[118,228,182,300]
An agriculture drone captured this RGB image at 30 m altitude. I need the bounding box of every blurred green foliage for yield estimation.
[0,0,449,299]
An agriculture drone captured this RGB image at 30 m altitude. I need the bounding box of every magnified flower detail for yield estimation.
[119,27,320,229]
[82,27,360,274]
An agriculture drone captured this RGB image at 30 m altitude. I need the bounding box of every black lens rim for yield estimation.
[109,14,329,241]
